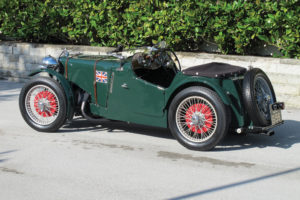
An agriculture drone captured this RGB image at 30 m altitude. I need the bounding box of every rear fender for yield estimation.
[166,78,231,106]
[166,78,244,127]
[29,69,75,120]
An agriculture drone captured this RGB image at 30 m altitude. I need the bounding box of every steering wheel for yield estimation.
[132,48,179,72]
[153,51,177,72]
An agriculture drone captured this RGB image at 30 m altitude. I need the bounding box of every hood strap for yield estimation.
[64,57,71,79]
[93,60,101,105]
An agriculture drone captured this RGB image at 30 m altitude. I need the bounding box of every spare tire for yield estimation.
[242,68,276,126]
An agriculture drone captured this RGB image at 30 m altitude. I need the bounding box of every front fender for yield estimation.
[29,69,75,120]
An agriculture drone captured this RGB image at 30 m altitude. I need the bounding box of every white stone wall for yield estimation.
[0,42,114,79]
[0,42,299,108]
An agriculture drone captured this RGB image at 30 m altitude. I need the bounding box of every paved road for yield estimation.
[0,80,300,200]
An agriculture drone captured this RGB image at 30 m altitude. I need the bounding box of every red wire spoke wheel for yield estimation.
[168,86,229,151]
[19,77,67,132]
[185,103,213,134]
[176,96,217,142]
[25,85,60,125]
[33,90,58,117]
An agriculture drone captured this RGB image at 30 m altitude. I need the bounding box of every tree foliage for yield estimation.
[0,0,299,58]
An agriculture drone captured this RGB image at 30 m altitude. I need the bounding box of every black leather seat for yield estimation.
[182,62,247,78]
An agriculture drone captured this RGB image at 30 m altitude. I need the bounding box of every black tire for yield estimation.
[19,77,67,132]
[243,68,276,126]
[168,86,229,151]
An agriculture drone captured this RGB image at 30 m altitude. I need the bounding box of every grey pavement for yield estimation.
[0,79,300,200]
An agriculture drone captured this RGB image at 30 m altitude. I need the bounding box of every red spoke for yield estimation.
[33,91,57,117]
[185,103,214,134]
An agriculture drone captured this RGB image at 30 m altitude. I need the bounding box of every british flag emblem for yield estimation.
[96,71,108,83]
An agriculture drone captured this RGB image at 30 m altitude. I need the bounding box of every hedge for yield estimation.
[0,0,299,58]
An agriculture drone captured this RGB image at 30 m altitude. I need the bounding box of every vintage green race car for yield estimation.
[19,43,284,151]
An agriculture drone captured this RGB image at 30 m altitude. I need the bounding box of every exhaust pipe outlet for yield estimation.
[81,93,108,123]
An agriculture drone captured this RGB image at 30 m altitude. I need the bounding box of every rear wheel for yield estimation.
[168,86,229,151]
[19,77,67,132]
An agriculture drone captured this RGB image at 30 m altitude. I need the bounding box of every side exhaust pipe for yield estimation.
[81,93,108,123]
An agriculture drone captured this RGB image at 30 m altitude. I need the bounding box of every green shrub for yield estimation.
[0,0,299,58]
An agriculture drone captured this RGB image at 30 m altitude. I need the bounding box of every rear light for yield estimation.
[272,102,285,110]
[279,102,285,110]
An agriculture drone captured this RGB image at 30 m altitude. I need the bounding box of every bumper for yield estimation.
[236,102,285,136]
[242,121,284,136]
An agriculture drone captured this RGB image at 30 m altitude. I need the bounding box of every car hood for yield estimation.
[72,55,121,61]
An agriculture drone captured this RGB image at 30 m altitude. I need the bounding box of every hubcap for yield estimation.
[191,112,206,126]
[175,96,217,142]
[25,85,60,125]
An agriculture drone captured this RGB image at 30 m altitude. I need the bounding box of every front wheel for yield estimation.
[19,77,67,132]
[168,86,229,151]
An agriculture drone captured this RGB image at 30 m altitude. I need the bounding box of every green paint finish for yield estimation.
[165,72,231,105]
[76,55,120,61]
[103,62,167,128]
[60,56,119,106]
[29,68,75,120]
[60,57,94,97]
[58,56,247,129]
[94,62,113,107]
[165,72,245,127]
[60,56,167,128]
[90,103,167,128]
[221,79,245,127]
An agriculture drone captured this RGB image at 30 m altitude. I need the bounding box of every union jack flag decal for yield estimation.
[96,71,108,83]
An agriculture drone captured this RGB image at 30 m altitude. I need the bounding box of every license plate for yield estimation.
[270,103,283,125]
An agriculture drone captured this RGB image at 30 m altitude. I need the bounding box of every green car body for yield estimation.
[31,55,244,128]
[21,46,284,151]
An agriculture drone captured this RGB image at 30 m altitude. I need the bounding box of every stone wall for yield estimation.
[0,42,113,80]
[1,42,299,108]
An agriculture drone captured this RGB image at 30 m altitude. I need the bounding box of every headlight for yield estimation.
[42,56,58,67]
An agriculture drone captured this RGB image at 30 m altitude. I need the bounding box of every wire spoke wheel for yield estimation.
[254,76,274,121]
[243,68,276,126]
[19,77,67,132]
[25,85,60,126]
[175,96,218,143]
[168,86,228,151]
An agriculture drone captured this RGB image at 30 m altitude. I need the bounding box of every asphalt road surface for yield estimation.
[1,79,300,200]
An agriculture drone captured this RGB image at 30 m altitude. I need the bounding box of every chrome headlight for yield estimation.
[42,56,58,66]
[39,55,63,74]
